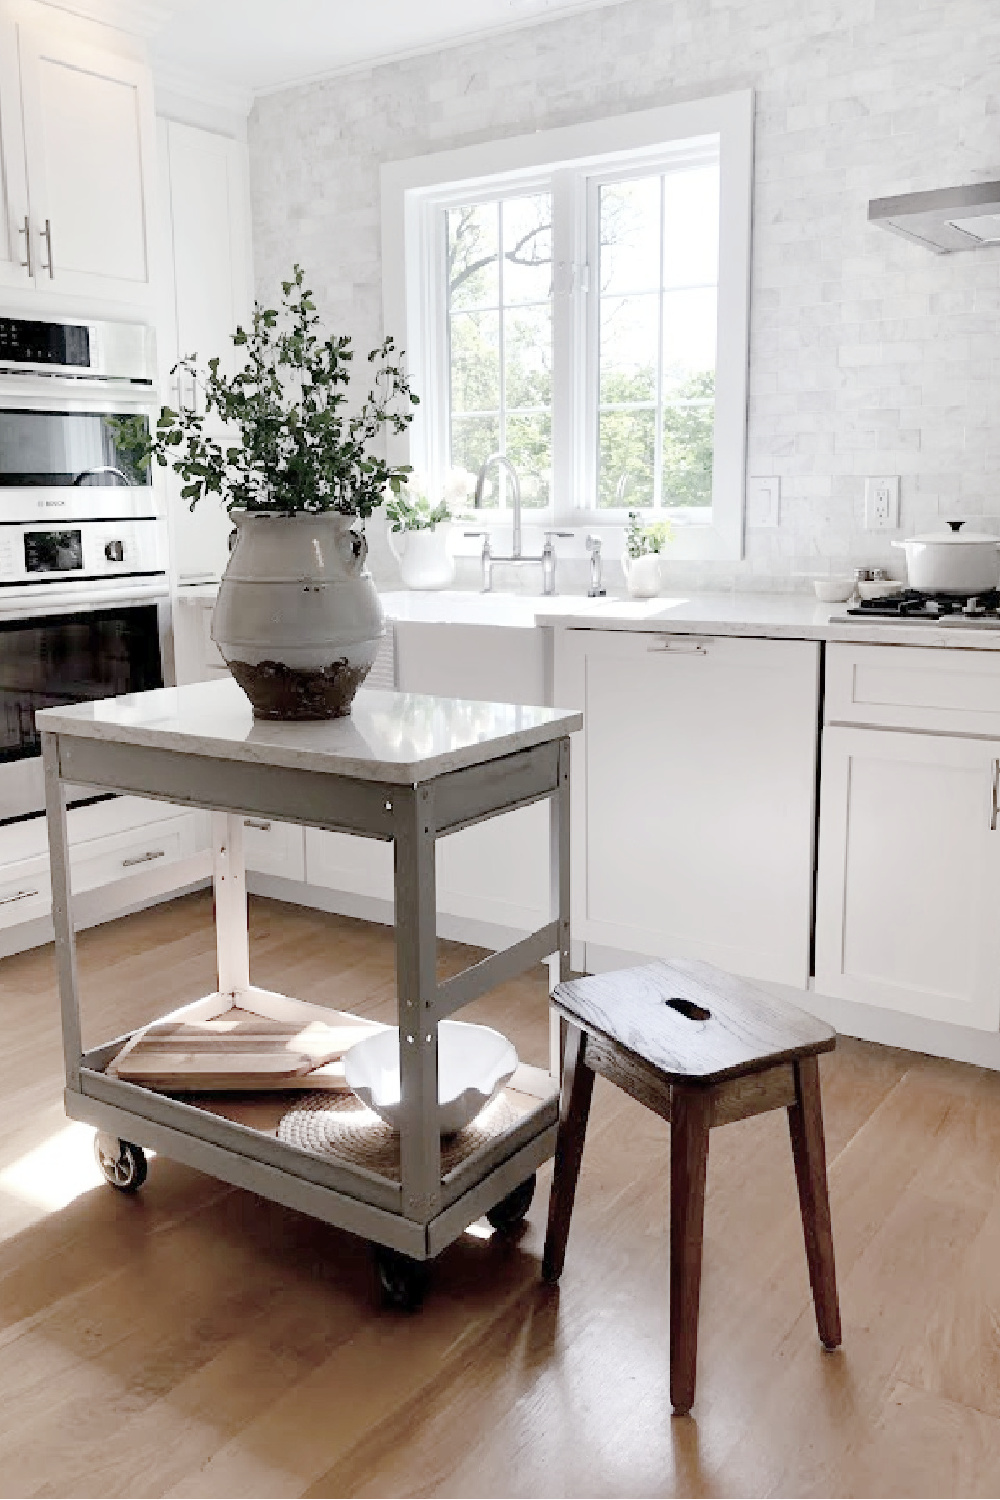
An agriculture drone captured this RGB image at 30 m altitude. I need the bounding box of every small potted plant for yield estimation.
[148,266,418,720]
[622,510,672,598]
[384,468,475,590]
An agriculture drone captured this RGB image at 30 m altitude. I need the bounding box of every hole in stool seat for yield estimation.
[666,996,711,1022]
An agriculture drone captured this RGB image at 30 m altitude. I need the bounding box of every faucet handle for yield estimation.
[544,531,573,545]
[586,534,602,554]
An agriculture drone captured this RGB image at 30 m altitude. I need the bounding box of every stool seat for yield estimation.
[551,958,835,1084]
[542,958,842,1416]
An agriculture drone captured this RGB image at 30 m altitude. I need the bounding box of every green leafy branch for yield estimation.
[147,265,419,519]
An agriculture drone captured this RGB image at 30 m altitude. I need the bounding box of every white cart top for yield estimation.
[36,678,582,784]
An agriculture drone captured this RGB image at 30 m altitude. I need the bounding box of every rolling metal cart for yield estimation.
[38,679,580,1303]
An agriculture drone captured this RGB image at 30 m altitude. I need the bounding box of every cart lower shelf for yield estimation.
[74,984,559,1262]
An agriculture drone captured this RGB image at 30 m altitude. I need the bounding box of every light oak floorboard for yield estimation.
[1,891,999,1495]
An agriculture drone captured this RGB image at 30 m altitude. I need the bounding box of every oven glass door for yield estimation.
[0,604,163,820]
[0,409,151,487]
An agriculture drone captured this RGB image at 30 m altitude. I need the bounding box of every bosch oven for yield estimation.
[0,314,169,823]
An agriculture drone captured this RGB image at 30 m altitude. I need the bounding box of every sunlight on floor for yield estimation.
[0,1122,106,1213]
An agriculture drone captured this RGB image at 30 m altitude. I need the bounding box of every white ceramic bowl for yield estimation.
[344,1019,518,1135]
[813,579,854,602]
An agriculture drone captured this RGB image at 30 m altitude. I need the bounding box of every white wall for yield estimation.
[247,0,1000,591]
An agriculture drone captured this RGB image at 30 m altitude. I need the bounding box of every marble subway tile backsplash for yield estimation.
[249,0,1000,593]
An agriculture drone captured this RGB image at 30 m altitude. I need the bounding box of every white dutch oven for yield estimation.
[892,521,1000,595]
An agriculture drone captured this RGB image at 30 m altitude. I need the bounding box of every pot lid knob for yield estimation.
[947,520,965,532]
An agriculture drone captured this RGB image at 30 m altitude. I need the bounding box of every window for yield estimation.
[382,91,752,560]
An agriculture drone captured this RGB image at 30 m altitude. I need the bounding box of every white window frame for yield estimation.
[381,90,753,562]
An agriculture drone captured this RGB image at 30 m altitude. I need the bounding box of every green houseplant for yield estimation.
[623,510,673,598]
[384,468,475,590]
[150,266,419,720]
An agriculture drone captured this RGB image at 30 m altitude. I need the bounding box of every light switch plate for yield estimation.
[747,477,780,528]
[865,476,900,530]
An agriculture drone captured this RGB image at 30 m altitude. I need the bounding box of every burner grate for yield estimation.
[847,589,1000,619]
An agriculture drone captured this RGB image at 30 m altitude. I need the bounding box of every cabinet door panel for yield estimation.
[161,122,251,582]
[0,17,30,289]
[18,30,156,302]
[304,828,394,904]
[557,630,819,986]
[815,727,1000,1031]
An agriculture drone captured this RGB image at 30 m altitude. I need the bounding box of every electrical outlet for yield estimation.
[748,477,780,528]
[865,476,900,530]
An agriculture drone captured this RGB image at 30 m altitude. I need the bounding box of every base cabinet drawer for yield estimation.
[0,855,50,928]
[826,642,1000,736]
[71,813,201,895]
[243,817,305,881]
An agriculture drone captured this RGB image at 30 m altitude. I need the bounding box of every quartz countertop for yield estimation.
[174,583,1000,651]
[36,677,582,783]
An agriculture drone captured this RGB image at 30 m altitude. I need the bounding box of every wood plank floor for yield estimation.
[2,891,1000,1496]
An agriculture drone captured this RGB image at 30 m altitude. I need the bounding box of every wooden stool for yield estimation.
[542,959,842,1415]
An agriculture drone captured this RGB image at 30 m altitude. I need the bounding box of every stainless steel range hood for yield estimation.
[868,181,1000,252]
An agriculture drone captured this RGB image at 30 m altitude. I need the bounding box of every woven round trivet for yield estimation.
[277,1090,521,1180]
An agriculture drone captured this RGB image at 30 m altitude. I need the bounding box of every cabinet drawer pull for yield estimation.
[647,638,708,655]
[244,819,272,832]
[991,760,999,832]
[0,887,39,906]
[121,848,165,868]
[40,218,54,278]
[18,215,32,277]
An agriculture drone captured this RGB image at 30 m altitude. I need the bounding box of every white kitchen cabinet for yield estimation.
[556,628,821,987]
[160,120,251,584]
[15,26,157,303]
[242,816,305,883]
[0,794,209,936]
[0,13,30,289]
[815,726,1000,1034]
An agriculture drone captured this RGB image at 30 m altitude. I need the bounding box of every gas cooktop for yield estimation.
[832,589,1000,626]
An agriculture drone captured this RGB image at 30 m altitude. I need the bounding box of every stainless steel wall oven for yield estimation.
[0,314,168,822]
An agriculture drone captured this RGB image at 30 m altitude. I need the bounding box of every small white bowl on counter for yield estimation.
[813,579,854,603]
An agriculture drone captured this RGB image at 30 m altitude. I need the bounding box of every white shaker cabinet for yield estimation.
[815,643,1000,1032]
[555,628,821,987]
[0,14,30,289]
[160,120,252,583]
[15,27,157,303]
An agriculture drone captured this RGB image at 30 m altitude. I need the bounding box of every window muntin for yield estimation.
[595,161,719,511]
[447,191,553,510]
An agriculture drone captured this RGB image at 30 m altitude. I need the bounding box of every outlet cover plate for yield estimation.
[865,476,900,530]
[748,476,780,528]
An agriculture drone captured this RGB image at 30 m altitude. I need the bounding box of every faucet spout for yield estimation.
[474,452,522,558]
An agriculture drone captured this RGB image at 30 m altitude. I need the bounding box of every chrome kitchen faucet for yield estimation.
[467,452,569,594]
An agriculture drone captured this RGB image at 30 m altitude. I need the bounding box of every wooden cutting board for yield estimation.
[107,1007,380,1092]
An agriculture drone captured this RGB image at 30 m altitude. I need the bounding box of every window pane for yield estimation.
[451,414,500,496]
[662,287,717,397]
[663,163,719,288]
[505,304,552,410]
[599,177,660,295]
[505,413,551,509]
[501,193,552,305]
[597,408,655,509]
[450,310,500,412]
[662,389,714,506]
[599,294,658,405]
[448,204,499,311]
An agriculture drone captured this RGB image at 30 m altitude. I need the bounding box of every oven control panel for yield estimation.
[0,519,167,586]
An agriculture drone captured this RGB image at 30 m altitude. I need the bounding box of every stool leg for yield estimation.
[787,1055,842,1351]
[669,1086,711,1417]
[542,1023,595,1283]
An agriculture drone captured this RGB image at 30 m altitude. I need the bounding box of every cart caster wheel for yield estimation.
[486,1172,536,1233]
[374,1246,427,1312]
[94,1134,148,1193]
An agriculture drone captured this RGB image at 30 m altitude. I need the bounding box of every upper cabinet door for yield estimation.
[17,28,157,304]
[0,16,31,288]
[165,121,250,397]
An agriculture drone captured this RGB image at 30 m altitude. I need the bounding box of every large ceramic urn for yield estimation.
[212,511,385,720]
